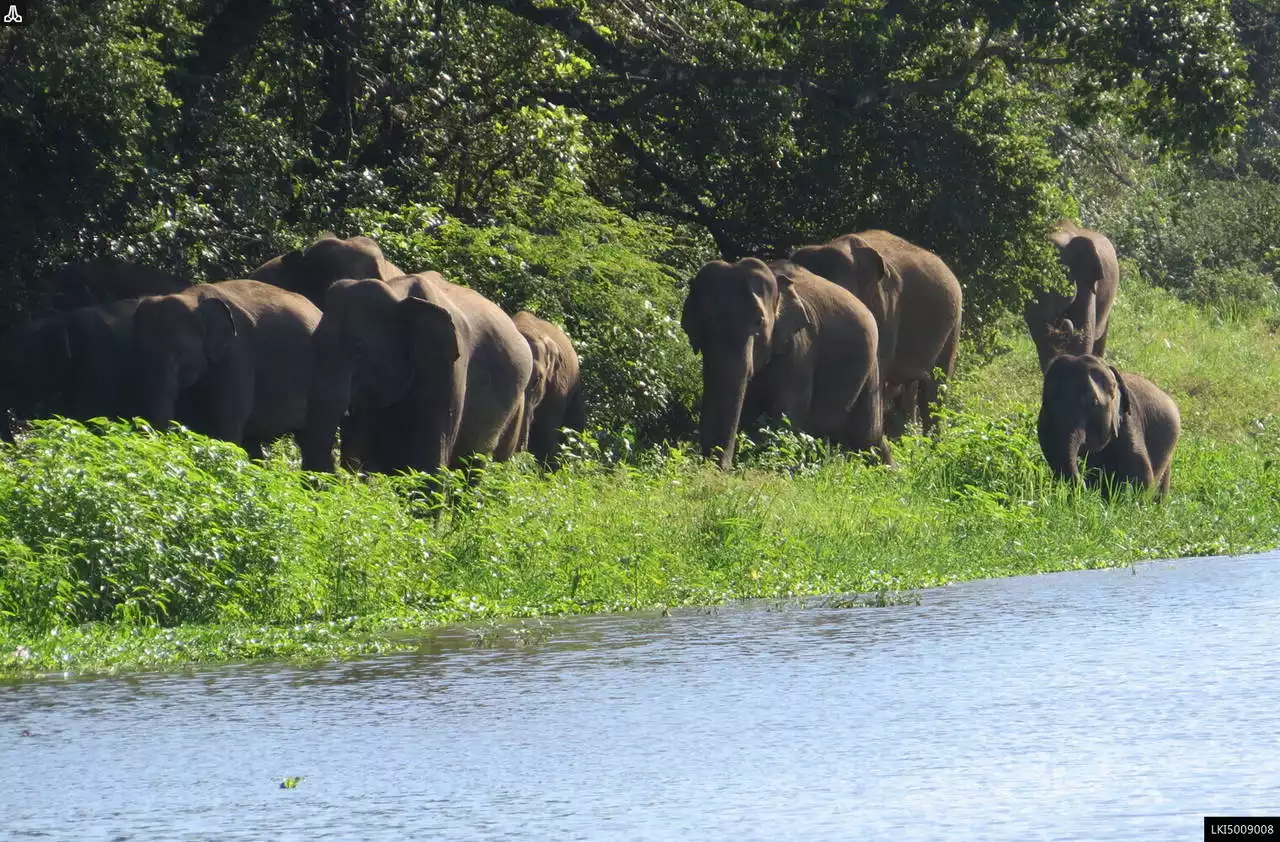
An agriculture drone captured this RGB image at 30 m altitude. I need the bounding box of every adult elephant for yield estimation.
[300,272,532,475]
[1038,354,1180,498]
[681,258,889,470]
[1025,222,1119,371]
[512,311,584,468]
[0,299,145,440]
[791,230,962,435]
[2,262,192,439]
[131,280,322,457]
[248,234,403,310]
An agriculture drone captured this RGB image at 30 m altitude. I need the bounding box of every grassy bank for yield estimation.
[2,278,1279,676]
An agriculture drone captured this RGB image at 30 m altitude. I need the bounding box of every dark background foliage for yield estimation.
[0,0,1272,438]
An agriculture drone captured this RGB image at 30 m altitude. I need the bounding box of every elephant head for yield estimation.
[790,236,900,363]
[132,293,237,427]
[1039,354,1128,481]
[302,277,461,473]
[681,258,814,469]
[249,234,403,310]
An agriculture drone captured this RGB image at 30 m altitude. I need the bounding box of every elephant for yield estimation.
[1,262,192,439]
[1025,222,1119,371]
[34,259,189,316]
[248,233,404,310]
[511,311,584,468]
[680,257,889,470]
[300,271,533,475]
[131,279,323,457]
[0,299,146,439]
[791,229,963,435]
[1038,354,1180,498]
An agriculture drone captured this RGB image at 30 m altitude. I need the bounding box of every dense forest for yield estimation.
[2,0,1277,441]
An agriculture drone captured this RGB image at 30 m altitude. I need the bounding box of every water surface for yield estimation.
[3,552,1279,840]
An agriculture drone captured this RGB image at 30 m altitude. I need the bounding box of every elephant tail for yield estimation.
[850,354,891,465]
[937,322,960,381]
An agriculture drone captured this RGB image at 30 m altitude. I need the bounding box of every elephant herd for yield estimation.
[0,236,583,473]
[684,222,1180,497]
[1,221,1181,497]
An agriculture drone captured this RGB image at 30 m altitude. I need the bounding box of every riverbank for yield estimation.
[2,279,1279,676]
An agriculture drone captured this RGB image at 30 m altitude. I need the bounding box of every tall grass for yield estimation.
[1,277,1278,674]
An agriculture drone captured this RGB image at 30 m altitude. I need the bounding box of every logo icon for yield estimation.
[2,3,23,25]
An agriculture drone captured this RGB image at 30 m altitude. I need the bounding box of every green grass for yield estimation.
[2,278,1278,677]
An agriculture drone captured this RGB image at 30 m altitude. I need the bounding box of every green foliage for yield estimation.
[350,184,708,438]
[5,269,1280,676]
[1077,159,1280,317]
[0,0,1255,340]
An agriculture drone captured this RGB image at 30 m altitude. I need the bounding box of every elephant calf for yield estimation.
[1038,354,1180,498]
[1026,222,1120,371]
[132,279,323,457]
[512,312,584,468]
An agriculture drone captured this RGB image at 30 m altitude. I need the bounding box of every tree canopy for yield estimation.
[0,0,1261,431]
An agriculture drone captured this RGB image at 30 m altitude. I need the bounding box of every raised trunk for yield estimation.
[699,344,751,470]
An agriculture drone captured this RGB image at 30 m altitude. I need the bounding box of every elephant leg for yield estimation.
[920,326,959,435]
[493,396,524,463]
[192,354,255,446]
[339,407,376,473]
[1092,331,1109,358]
[1157,464,1172,499]
[242,437,268,461]
[525,396,564,467]
[769,358,813,431]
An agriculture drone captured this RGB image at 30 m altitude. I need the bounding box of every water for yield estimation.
[3,552,1280,841]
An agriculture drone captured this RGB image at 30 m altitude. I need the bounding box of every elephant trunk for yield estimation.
[141,361,179,430]
[699,343,752,470]
[406,357,461,474]
[1039,408,1087,482]
[300,328,352,472]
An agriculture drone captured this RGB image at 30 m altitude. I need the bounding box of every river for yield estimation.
[3,552,1279,840]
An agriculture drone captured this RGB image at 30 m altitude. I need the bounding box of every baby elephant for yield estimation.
[1038,354,1181,498]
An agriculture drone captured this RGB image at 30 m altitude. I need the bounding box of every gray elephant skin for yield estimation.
[300,271,533,475]
[512,311,584,468]
[1025,222,1119,371]
[681,257,889,470]
[791,229,963,435]
[1,261,193,439]
[1038,354,1180,497]
[249,234,404,310]
[132,279,323,457]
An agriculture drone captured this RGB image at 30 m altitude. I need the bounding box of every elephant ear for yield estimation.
[772,274,816,347]
[848,246,888,288]
[680,289,702,354]
[681,261,733,354]
[199,298,238,362]
[1108,365,1130,439]
[401,297,461,364]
